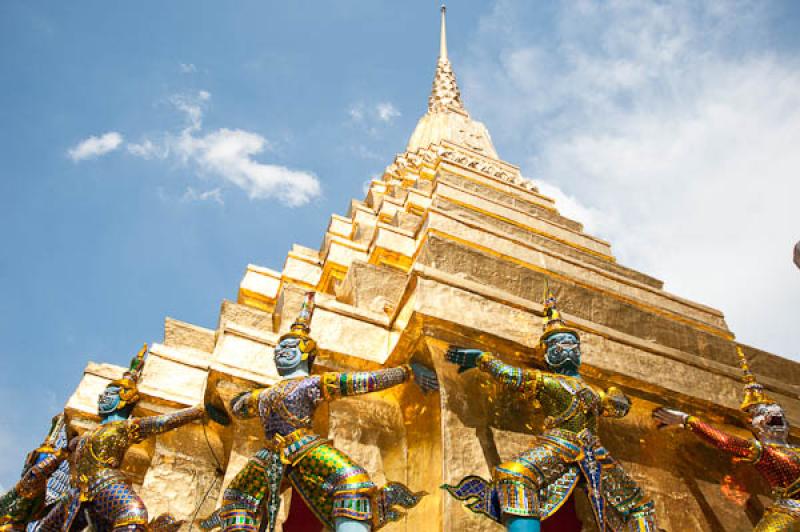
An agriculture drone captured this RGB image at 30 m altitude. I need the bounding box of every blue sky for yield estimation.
[1,1,799,486]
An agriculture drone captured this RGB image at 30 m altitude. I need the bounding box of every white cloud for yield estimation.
[376,102,401,123]
[467,1,800,359]
[131,91,321,207]
[182,187,223,205]
[179,63,197,74]
[67,132,123,162]
[175,127,320,206]
[346,101,401,159]
[347,101,401,127]
[531,179,605,235]
[127,138,167,160]
[348,104,365,122]
[170,90,210,132]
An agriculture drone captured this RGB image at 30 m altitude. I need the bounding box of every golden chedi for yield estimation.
[58,6,800,531]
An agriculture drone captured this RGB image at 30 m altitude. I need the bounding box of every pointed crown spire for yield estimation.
[290,292,315,335]
[539,290,579,344]
[109,343,149,409]
[531,282,579,359]
[736,346,773,411]
[428,3,465,114]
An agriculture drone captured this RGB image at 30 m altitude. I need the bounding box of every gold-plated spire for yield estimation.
[428,3,465,114]
[406,4,499,157]
[440,4,448,61]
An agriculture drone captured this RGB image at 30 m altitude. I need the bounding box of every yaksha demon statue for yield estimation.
[201,293,438,532]
[443,294,657,532]
[654,347,800,531]
[0,416,69,532]
[36,344,224,532]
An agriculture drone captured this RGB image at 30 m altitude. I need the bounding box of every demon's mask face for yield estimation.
[98,385,123,415]
[748,402,790,443]
[274,336,306,375]
[544,332,581,375]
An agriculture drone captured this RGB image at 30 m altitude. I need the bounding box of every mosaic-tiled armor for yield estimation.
[687,418,799,530]
[35,345,208,532]
[0,448,67,532]
[654,347,800,531]
[202,293,430,532]
[37,407,204,532]
[444,295,657,531]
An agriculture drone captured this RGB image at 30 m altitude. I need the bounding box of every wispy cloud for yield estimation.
[67,132,123,162]
[179,63,197,74]
[348,105,364,122]
[77,91,321,207]
[376,102,401,123]
[182,187,223,205]
[127,138,167,160]
[347,101,402,131]
[346,101,402,161]
[467,0,800,358]
[136,91,319,206]
[175,127,320,206]
[171,90,210,131]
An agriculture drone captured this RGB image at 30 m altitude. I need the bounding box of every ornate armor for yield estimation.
[36,407,204,532]
[653,346,799,531]
[35,344,209,532]
[443,293,656,531]
[444,353,656,530]
[202,292,427,532]
[0,450,67,532]
[205,367,422,532]
[685,417,800,530]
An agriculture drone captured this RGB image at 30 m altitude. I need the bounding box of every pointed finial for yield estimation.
[539,290,578,342]
[128,343,148,382]
[291,292,316,334]
[736,345,773,411]
[440,3,448,61]
[736,346,756,385]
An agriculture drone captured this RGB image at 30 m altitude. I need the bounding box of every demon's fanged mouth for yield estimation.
[767,415,785,428]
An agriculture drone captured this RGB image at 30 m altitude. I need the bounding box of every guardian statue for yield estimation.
[0,416,68,532]
[201,293,438,532]
[443,294,657,532]
[653,347,800,531]
[36,344,225,532]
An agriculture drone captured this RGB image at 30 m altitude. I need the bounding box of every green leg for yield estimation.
[334,517,370,532]
[506,516,541,532]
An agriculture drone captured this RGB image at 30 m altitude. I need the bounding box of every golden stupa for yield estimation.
[62,7,800,531]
